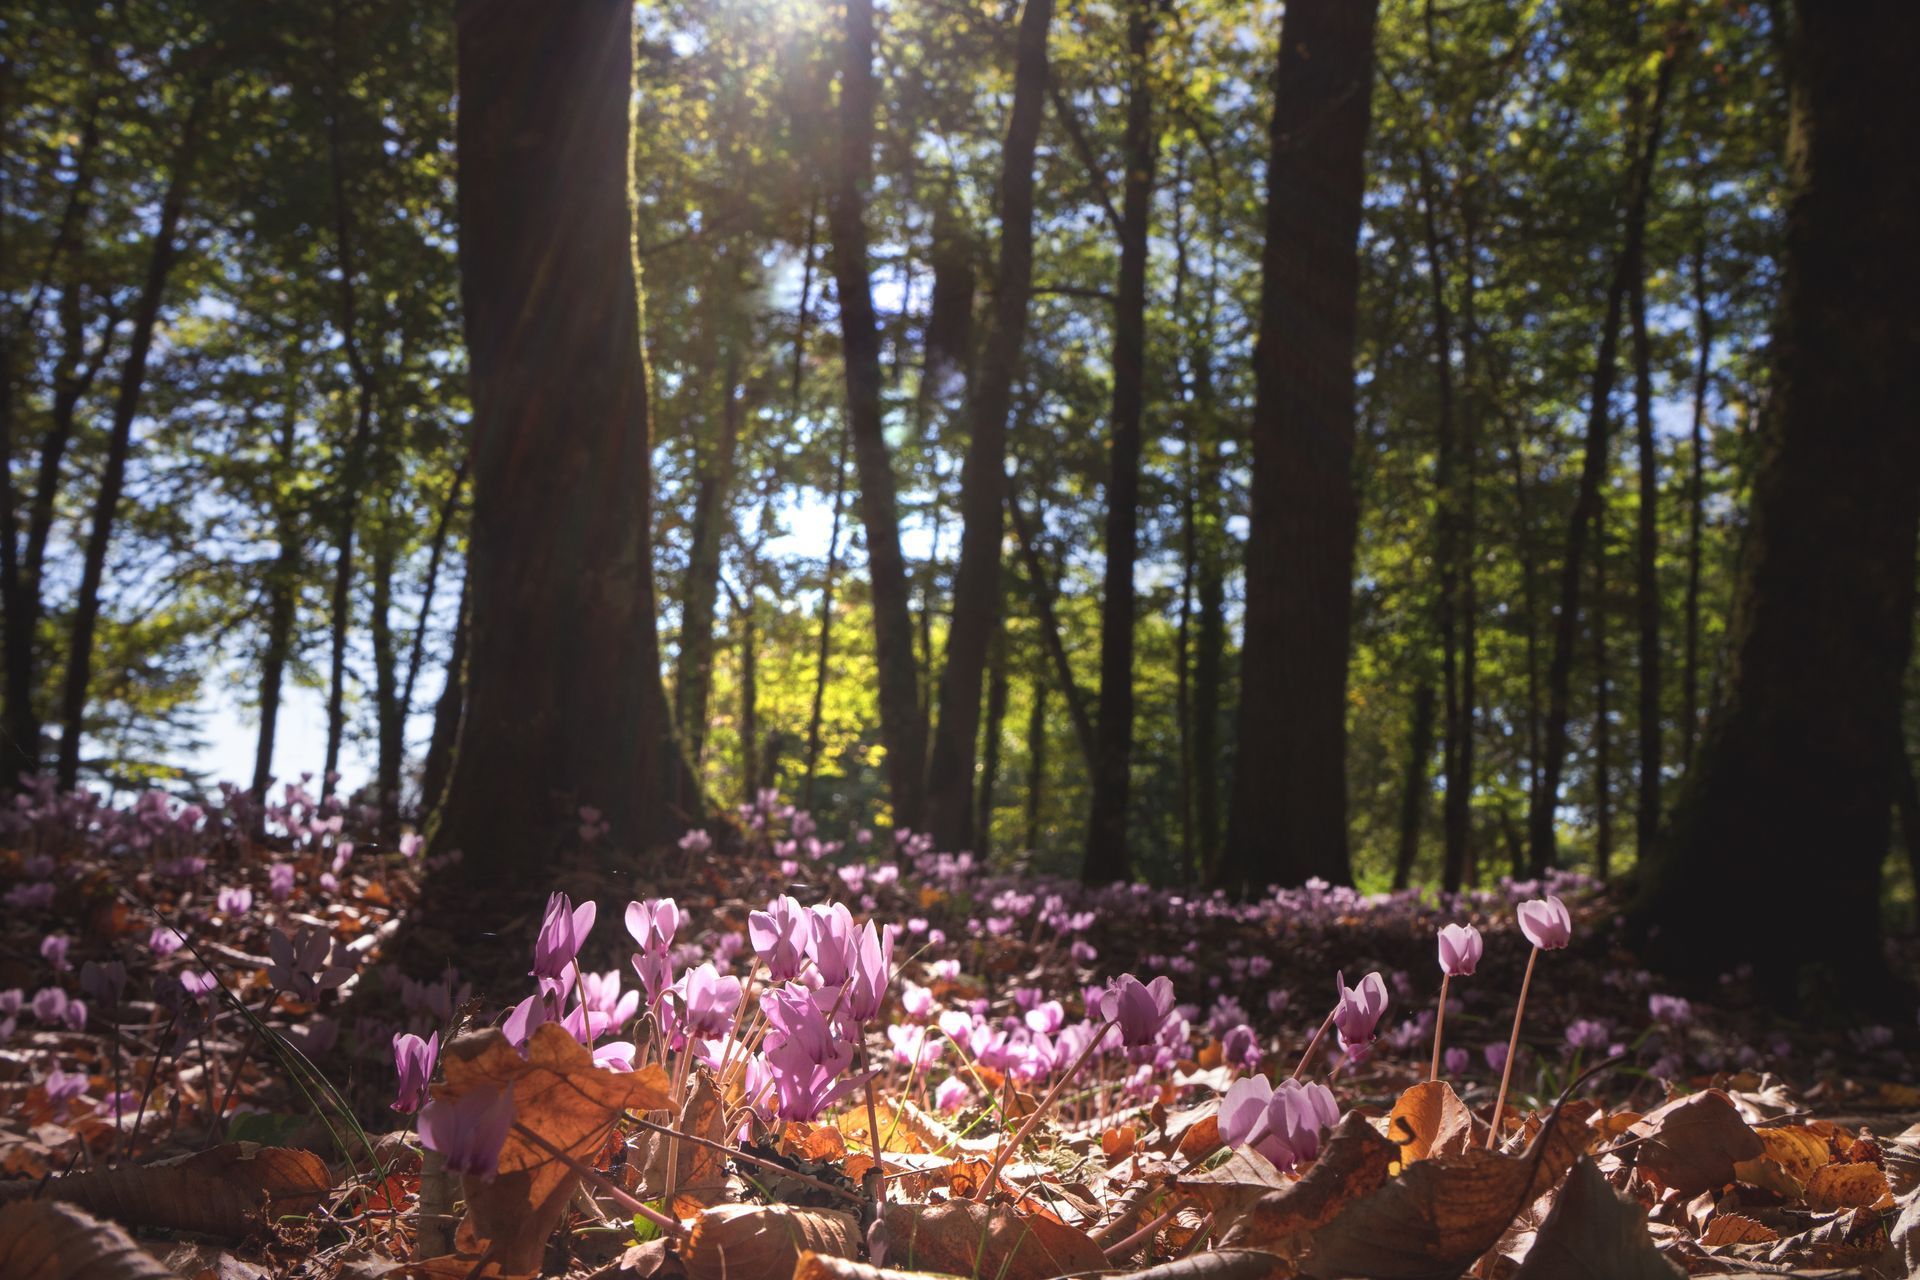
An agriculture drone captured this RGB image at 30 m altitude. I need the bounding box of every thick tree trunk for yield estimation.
[1681,235,1710,767]
[1392,681,1437,891]
[1527,52,1673,874]
[923,0,1052,853]
[1217,0,1379,893]
[434,0,694,874]
[825,0,928,830]
[1897,729,1920,926]
[677,335,745,767]
[1081,0,1156,885]
[1631,252,1661,849]
[1636,0,1920,1004]
[418,573,467,823]
[55,85,210,789]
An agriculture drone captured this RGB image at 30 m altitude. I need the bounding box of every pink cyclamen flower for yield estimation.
[418,1084,515,1180]
[933,1075,971,1113]
[747,895,810,982]
[1443,1046,1470,1076]
[217,886,253,915]
[1332,971,1389,1051]
[807,902,857,986]
[1220,1074,1340,1171]
[392,1032,439,1113]
[623,898,680,956]
[670,963,742,1044]
[149,927,183,957]
[1102,974,1176,1048]
[532,892,595,981]
[269,864,296,901]
[32,986,69,1024]
[1436,924,1483,977]
[40,934,71,972]
[1516,895,1572,950]
[845,920,895,1024]
[399,833,423,859]
[45,1066,88,1104]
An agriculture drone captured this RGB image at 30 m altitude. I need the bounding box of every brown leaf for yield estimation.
[1699,1213,1779,1246]
[1178,1148,1295,1224]
[0,1198,180,1280]
[881,1198,1106,1280]
[0,1144,329,1241]
[439,1023,672,1276]
[1217,1112,1399,1260]
[634,1070,728,1210]
[1628,1090,1763,1197]
[680,1203,858,1280]
[1802,1161,1890,1212]
[1386,1081,1484,1165]
[1118,1250,1292,1279]
[790,1253,964,1280]
[1509,1157,1682,1279]
[1290,1109,1591,1279]
[1753,1126,1829,1184]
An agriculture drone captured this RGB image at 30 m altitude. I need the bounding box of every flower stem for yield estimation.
[1428,973,1452,1083]
[1487,945,1539,1149]
[861,1042,887,1208]
[1292,1006,1338,1080]
[974,1018,1115,1202]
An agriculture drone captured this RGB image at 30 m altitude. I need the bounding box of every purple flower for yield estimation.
[1332,971,1389,1051]
[1437,924,1483,977]
[1102,974,1176,1048]
[1564,1018,1610,1053]
[45,1066,88,1104]
[418,1084,515,1180]
[624,898,680,956]
[1516,896,1572,950]
[217,886,253,915]
[6,881,56,910]
[933,1075,971,1113]
[845,920,895,1024]
[269,863,296,901]
[393,1032,439,1113]
[667,963,741,1045]
[268,926,354,999]
[31,986,69,1024]
[887,1023,943,1070]
[1220,1074,1340,1171]
[1648,994,1691,1026]
[807,902,857,986]
[748,895,809,982]
[532,892,595,981]
[40,934,71,972]
[1443,1046,1470,1077]
[180,970,220,1002]
[149,927,183,957]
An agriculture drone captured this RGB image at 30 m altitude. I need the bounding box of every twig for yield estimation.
[511,1122,687,1239]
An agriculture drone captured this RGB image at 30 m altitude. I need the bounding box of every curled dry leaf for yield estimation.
[790,1251,964,1280]
[1509,1157,1682,1280]
[634,1070,727,1211]
[1385,1081,1484,1165]
[0,1144,329,1241]
[1217,1113,1399,1261]
[0,1197,179,1280]
[679,1203,858,1280]
[1802,1160,1891,1212]
[1177,1147,1294,1225]
[880,1197,1106,1280]
[1628,1090,1764,1198]
[1290,1109,1591,1279]
[438,1023,672,1276]
[1752,1126,1829,1185]
[1699,1213,1779,1247]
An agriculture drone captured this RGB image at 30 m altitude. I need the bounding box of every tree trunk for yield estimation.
[1392,681,1437,890]
[923,0,1052,853]
[676,332,745,767]
[1008,478,1096,767]
[1631,244,1661,850]
[1636,0,1920,1005]
[55,85,211,789]
[1024,675,1047,853]
[252,400,303,804]
[399,456,469,745]
[1681,234,1710,767]
[1527,51,1673,874]
[737,585,760,805]
[975,617,1010,858]
[1081,0,1156,885]
[371,533,403,836]
[804,431,849,813]
[1593,489,1614,881]
[1896,728,1920,926]
[1217,0,1379,893]
[418,573,467,823]
[825,0,928,830]
[434,0,694,873]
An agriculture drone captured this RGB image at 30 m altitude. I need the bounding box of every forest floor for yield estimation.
[2,784,1918,1278]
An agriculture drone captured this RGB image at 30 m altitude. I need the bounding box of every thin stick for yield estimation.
[622,1112,863,1205]
[975,1018,1114,1202]
[1102,1194,1195,1261]
[1487,946,1539,1149]
[1428,972,1452,1083]
[1291,1006,1338,1080]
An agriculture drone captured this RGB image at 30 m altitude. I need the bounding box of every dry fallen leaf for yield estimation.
[1385,1080,1483,1165]
[1509,1157,1682,1279]
[1802,1160,1890,1212]
[0,1197,179,1279]
[680,1202,859,1280]
[0,1144,329,1241]
[1628,1090,1763,1197]
[1217,1112,1399,1261]
[1699,1212,1779,1246]
[1753,1126,1829,1184]
[438,1023,672,1276]
[881,1197,1106,1280]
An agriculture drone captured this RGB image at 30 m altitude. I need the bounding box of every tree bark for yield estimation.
[923,0,1053,853]
[252,398,303,804]
[434,0,694,873]
[676,328,745,768]
[55,84,211,789]
[1392,682,1437,890]
[825,0,928,830]
[1081,0,1156,885]
[1527,50,1673,874]
[371,532,403,835]
[804,431,849,813]
[418,572,467,823]
[1593,487,1614,881]
[736,583,760,805]
[1217,0,1379,893]
[975,616,1010,858]
[1636,0,1920,1004]
[399,455,469,747]
[1681,234,1710,767]
[1007,481,1096,767]
[1024,675,1047,853]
